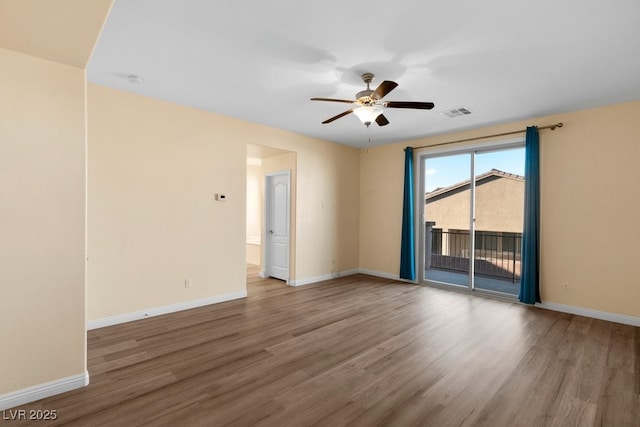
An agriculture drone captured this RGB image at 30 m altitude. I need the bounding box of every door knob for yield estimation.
[269,230,274,234]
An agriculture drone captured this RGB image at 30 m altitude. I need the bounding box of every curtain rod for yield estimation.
[411,122,563,150]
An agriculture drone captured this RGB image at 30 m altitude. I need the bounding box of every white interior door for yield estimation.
[266,172,290,281]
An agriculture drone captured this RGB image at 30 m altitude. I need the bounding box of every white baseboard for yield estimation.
[358,270,639,326]
[0,372,89,411]
[87,291,247,330]
[289,269,359,287]
[358,268,399,280]
[340,268,360,277]
[358,268,417,284]
[537,302,640,327]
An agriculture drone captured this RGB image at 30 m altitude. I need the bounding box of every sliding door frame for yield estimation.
[416,137,524,298]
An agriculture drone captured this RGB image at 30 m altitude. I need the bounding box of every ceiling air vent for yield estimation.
[440,107,472,118]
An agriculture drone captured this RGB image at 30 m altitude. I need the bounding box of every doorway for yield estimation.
[419,140,525,297]
[246,144,296,287]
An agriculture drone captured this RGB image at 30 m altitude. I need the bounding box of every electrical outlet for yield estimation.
[562,282,569,292]
[185,279,192,288]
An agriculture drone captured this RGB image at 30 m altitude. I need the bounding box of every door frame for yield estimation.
[417,137,524,297]
[263,170,291,284]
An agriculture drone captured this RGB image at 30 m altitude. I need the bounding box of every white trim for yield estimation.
[0,372,89,411]
[258,270,267,278]
[339,268,360,277]
[416,139,526,290]
[537,302,640,327]
[86,291,247,330]
[358,268,399,281]
[289,273,331,287]
[358,268,417,284]
[355,270,640,326]
[288,269,359,287]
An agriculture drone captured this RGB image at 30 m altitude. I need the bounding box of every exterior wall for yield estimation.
[426,176,524,233]
[475,177,524,233]
[360,100,640,319]
[426,186,471,231]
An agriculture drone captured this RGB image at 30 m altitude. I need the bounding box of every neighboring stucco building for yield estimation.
[425,169,524,279]
[425,168,524,233]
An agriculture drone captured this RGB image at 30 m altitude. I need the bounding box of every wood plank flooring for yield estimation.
[6,266,640,426]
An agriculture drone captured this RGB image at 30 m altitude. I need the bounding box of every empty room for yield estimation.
[1,1,639,426]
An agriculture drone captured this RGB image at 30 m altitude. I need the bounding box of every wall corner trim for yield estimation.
[536,302,640,327]
[0,372,89,411]
[87,291,248,330]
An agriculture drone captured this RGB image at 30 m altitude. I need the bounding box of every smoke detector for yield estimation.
[127,74,144,84]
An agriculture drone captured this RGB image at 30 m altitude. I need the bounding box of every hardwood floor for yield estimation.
[7,266,640,426]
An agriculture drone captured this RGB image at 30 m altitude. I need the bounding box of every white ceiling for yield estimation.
[88,0,640,147]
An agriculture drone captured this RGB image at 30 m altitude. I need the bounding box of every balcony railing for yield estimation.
[425,227,522,283]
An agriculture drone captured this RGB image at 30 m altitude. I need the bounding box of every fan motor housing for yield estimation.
[355,90,374,103]
[356,72,376,104]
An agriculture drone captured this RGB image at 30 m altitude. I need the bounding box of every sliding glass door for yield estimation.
[423,153,471,289]
[420,142,525,297]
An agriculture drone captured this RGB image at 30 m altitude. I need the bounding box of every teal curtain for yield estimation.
[519,127,540,304]
[400,147,415,280]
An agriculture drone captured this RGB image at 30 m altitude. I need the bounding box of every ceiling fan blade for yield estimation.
[371,80,398,100]
[375,114,390,126]
[385,101,435,110]
[311,97,355,104]
[322,109,354,124]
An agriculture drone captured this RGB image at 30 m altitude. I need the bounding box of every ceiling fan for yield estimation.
[311,72,435,127]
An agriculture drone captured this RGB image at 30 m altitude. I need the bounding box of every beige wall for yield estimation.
[5,0,636,407]
[0,47,88,394]
[246,160,263,244]
[246,160,262,265]
[426,176,524,233]
[0,0,113,68]
[246,129,360,279]
[359,145,406,275]
[88,84,360,319]
[540,102,640,317]
[360,100,640,318]
[87,84,248,319]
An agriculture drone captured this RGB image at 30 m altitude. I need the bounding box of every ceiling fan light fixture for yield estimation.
[310,73,434,126]
[353,105,383,126]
